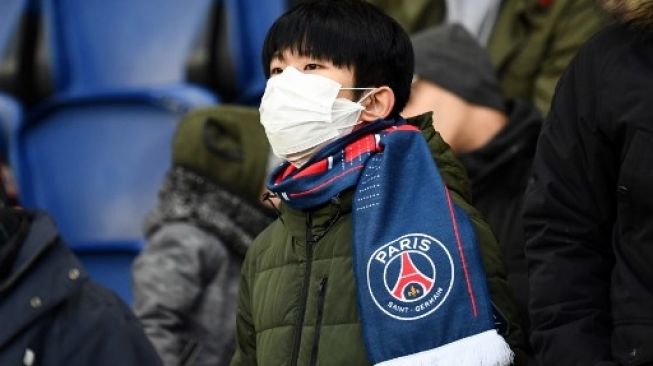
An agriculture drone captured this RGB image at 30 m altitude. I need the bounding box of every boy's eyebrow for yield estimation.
[271,51,285,62]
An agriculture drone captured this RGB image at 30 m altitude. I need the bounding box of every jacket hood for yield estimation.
[603,0,653,25]
[172,105,271,207]
[145,167,273,257]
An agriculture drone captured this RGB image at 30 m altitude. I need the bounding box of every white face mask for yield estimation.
[259,66,376,167]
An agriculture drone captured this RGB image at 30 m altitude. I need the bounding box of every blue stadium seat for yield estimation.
[0,0,27,52]
[74,249,139,304]
[0,93,22,159]
[13,91,214,303]
[22,0,220,302]
[0,0,27,155]
[225,0,285,103]
[43,0,214,95]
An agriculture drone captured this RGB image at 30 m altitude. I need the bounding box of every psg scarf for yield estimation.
[267,118,513,365]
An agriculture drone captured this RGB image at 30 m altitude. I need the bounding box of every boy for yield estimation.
[231,1,525,365]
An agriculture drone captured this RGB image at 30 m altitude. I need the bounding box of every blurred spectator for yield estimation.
[0,166,16,203]
[0,148,17,207]
[0,190,162,365]
[403,23,542,355]
[132,105,274,366]
[523,1,653,364]
[0,95,19,206]
[368,0,607,114]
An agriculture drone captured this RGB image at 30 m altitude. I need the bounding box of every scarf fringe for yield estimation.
[376,330,514,366]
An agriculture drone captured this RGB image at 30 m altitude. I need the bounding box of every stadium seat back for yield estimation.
[224,0,285,103]
[44,0,213,93]
[0,0,27,53]
[16,100,184,245]
[0,94,22,153]
[76,248,140,304]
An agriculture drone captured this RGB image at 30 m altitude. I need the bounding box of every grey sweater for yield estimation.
[132,167,272,366]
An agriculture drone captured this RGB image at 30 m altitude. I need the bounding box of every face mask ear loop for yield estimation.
[339,87,376,103]
[356,88,377,105]
[357,89,383,118]
[336,87,382,118]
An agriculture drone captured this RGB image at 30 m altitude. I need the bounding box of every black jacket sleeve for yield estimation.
[56,282,164,366]
[522,34,618,366]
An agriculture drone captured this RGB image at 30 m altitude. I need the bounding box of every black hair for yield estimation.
[0,208,26,281]
[0,179,6,207]
[262,0,414,117]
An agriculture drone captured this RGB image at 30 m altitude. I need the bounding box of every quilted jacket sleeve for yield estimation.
[230,241,258,366]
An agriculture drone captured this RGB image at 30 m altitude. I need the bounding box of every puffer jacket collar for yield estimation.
[144,167,274,257]
[0,213,87,349]
[279,191,353,245]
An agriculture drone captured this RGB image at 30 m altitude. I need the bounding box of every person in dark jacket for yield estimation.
[0,203,162,365]
[403,24,542,342]
[522,1,653,364]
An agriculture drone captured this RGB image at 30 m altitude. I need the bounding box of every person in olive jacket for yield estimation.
[366,0,607,114]
[231,1,526,365]
[523,1,653,364]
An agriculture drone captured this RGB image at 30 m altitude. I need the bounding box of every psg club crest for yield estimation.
[366,233,454,320]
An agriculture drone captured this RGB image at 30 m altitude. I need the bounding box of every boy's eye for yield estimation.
[304,63,322,71]
[270,67,284,75]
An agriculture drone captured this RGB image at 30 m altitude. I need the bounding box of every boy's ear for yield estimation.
[360,86,395,122]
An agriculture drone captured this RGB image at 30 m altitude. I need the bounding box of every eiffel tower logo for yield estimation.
[391,252,434,301]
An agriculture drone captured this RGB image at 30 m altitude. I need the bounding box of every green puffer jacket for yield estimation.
[230,114,527,366]
[367,0,607,114]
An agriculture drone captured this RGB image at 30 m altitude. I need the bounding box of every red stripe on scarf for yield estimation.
[276,164,297,184]
[289,165,364,198]
[275,125,419,184]
[294,159,329,179]
[345,135,379,162]
[444,187,479,317]
[392,124,420,132]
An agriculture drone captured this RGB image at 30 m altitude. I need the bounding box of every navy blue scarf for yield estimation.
[268,119,513,365]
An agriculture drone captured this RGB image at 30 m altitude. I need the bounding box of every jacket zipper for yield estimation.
[180,339,201,366]
[290,213,314,366]
[310,277,328,366]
